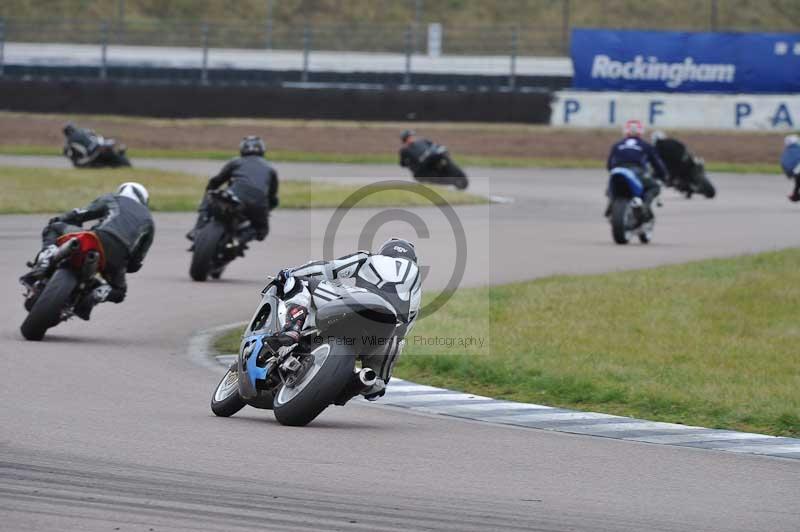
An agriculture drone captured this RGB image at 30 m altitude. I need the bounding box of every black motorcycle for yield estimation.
[189,189,250,282]
[64,136,132,168]
[667,156,715,199]
[412,145,469,190]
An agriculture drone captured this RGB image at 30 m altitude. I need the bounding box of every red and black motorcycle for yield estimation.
[20,232,106,341]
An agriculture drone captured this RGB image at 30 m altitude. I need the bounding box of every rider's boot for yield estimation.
[74,282,111,321]
[20,245,58,286]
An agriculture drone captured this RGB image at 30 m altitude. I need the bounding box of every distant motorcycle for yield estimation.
[64,135,131,168]
[606,167,656,245]
[412,145,469,190]
[211,278,401,426]
[189,189,250,281]
[20,231,106,340]
[666,156,716,199]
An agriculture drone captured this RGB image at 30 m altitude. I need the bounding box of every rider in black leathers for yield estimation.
[651,131,697,189]
[187,136,279,246]
[63,122,101,166]
[22,182,155,320]
[399,130,436,178]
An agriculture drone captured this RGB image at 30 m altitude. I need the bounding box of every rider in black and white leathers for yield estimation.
[270,238,421,401]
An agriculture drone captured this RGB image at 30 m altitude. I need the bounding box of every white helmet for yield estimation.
[117,182,149,206]
[785,134,800,147]
[651,130,667,143]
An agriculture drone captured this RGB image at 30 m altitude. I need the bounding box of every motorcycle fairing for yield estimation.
[56,231,106,271]
[608,167,644,199]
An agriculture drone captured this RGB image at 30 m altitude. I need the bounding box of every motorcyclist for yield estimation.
[21,182,155,320]
[63,122,101,166]
[399,129,440,178]
[651,130,697,188]
[606,120,667,219]
[781,134,800,202]
[187,136,279,248]
[267,238,422,402]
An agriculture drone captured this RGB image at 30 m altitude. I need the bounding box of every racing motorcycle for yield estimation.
[63,136,132,168]
[189,189,251,282]
[211,279,401,426]
[19,231,106,340]
[667,156,716,199]
[606,167,657,245]
[412,145,469,190]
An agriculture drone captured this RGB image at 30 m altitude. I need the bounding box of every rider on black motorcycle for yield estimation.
[267,238,421,402]
[63,122,101,166]
[21,182,155,320]
[606,120,667,220]
[781,134,800,202]
[399,129,467,187]
[187,136,279,248]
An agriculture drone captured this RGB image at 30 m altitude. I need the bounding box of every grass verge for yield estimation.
[214,249,800,437]
[0,145,780,174]
[0,166,485,214]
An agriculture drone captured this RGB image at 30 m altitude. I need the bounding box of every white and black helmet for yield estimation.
[378,238,417,263]
[117,182,149,206]
[240,135,266,156]
[785,134,800,147]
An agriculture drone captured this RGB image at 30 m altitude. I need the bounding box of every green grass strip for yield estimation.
[0,145,780,174]
[0,165,485,214]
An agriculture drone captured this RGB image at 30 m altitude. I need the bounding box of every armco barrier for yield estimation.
[551,90,800,131]
[0,78,553,123]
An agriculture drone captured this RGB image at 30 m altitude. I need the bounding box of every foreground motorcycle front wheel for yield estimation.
[20,268,78,341]
[695,174,716,199]
[273,341,355,427]
[211,364,247,417]
[190,221,225,282]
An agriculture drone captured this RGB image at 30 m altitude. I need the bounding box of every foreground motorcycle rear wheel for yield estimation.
[211,364,246,417]
[273,341,355,427]
[20,268,78,341]
[610,198,632,245]
[190,221,225,282]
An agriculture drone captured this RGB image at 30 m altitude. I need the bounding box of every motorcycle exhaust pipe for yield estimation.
[357,368,377,388]
[333,368,378,406]
[50,238,80,266]
[81,250,100,279]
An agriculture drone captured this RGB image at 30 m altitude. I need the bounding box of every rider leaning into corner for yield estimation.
[399,129,438,178]
[267,238,422,402]
[21,183,155,320]
[605,119,668,220]
[650,130,695,187]
[63,122,102,166]
[187,135,279,248]
[781,134,800,202]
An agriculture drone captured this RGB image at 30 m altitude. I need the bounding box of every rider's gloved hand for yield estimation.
[274,268,295,297]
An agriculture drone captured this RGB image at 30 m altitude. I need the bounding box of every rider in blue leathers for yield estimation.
[606,120,667,219]
[781,134,800,202]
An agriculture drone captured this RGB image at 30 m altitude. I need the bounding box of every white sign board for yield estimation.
[551,90,800,131]
[427,23,442,57]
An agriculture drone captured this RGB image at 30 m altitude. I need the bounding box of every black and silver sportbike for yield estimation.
[412,144,469,190]
[63,136,131,168]
[211,279,401,426]
[19,231,106,340]
[189,189,251,282]
[666,156,716,199]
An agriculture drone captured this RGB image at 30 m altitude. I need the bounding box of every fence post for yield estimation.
[709,0,718,31]
[100,21,109,80]
[413,0,423,53]
[561,0,570,55]
[301,25,311,83]
[509,25,518,91]
[201,23,209,85]
[265,0,273,49]
[0,19,5,77]
[404,25,412,86]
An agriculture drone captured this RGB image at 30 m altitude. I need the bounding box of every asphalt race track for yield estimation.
[1,157,799,531]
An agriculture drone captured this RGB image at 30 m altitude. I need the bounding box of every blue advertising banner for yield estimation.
[571,28,800,93]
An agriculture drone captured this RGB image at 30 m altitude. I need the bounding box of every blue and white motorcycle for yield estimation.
[606,167,657,245]
[210,278,401,426]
